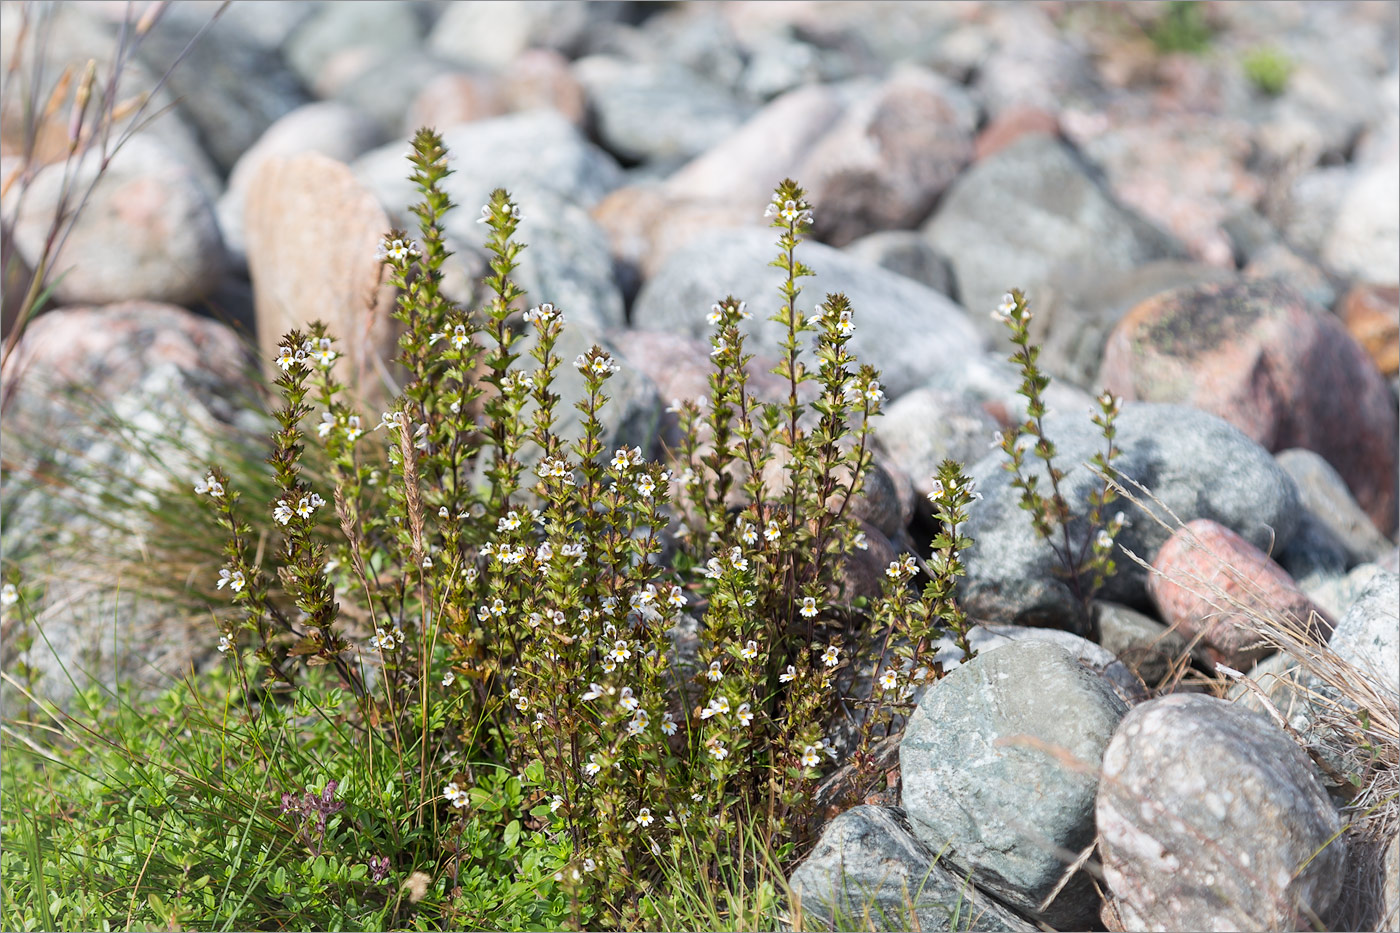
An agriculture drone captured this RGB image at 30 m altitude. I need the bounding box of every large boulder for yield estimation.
[901,641,1128,929]
[1098,695,1346,931]
[631,228,985,399]
[961,403,1301,635]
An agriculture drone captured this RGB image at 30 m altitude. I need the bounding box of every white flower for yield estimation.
[928,479,945,503]
[816,738,837,760]
[879,670,899,691]
[701,696,730,719]
[312,338,336,367]
[442,782,469,808]
[729,547,748,572]
[450,323,470,351]
[1113,511,1129,529]
[0,583,16,607]
[273,500,293,525]
[739,521,758,545]
[610,447,640,472]
[799,596,819,618]
[442,671,456,687]
[736,702,754,726]
[636,474,656,497]
[497,510,522,532]
[217,633,233,653]
[764,520,781,542]
[619,687,639,712]
[885,560,904,580]
[665,584,686,609]
[636,807,654,827]
[582,682,604,701]
[584,755,601,777]
[801,746,821,768]
[992,292,1016,323]
[822,645,840,668]
[706,661,723,682]
[608,639,632,664]
[864,379,883,403]
[836,309,855,337]
[779,665,797,683]
[217,568,246,593]
[661,711,677,735]
[194,473,224,497]
[295,496,317,519]
[525,302,557,324]
[583,857,596,872]
[345,415,363,442]
[706,304,724,326]
[853,531,868,551]
[707,741,729,761]
[1096,529,1114,550]
[274,345,296,372]
[740,640,759,661]
[703,557,724,580]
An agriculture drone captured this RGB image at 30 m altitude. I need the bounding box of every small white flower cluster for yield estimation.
[370,625,405,651]
[523,302,560,325]
[610,446,642,472]
[274,492,326,525]
[217,567,246,592]
[863,379,884,404]
[376,236,421,264]
[538,456,575,485]
[442,781,469,808]
[765,196,814,226]
[0,583,17,608]
[799,739,837,768]
[990,292,1028,325]
[275,336,336,372]
[927,475,977,506]
[1097,390,1121,416]
[317,412,364,441]
[476,201,523,225]
[217,633,234,654]
[194,473,225,497]
[705,300,752,326]
[574,349,620,377]
[885,554,918,580]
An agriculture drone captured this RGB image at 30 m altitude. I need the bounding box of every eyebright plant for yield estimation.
[991,288,1125,638]
[194,128,982,925]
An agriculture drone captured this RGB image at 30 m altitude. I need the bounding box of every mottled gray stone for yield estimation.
[1277,448,1394,567]
[844,231,956,297]
[1095,601,1197,688]
[961,403,1302,635]
[631,228,985,399]
[923,134,1183,345]
[1098,695,1346,932]
[789,806,1035,933]
[901,641,1127,929]
[1329,570,1400,699]
[1303,562,1388,625]
[873,387,999,513]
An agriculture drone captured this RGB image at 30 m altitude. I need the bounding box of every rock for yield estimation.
[0,303,260,708]
[134,10,308,172]
[244,153,397,397]
[1100,279,1400,534]
[1243,242,1338,313]
[901,641,1128,929]
[843,231,955,296]
[283,0,423,99]
[973,108,1059,162]
[501,49,587,127]
[973,5,1103,119]
[590,184,759,287]
[1097,694,1346,932]
[332,53,461,138]
[1339,283,1400,378]
[1328,570,1399,699]
[404,72,507,135]
[1385,833,1400,933]
[835,520,899,615]
[353,111,623,216]
[923,134,1184,345]
[961,403,1301,635]
[920,351,1097,437]
[800,66,976,247]
[1302,561,1387,622]
[426,0,607,70]
[1324,161,1400,287]
[1227,651,1316,735]
[1150,519,1330,669]
[631,228,985,400]
[1027,260,1234,389]
[788,806,1036,933]
[11,135,226,307]
[932,623,1148,709]
[1272,165,1351,260]
[1276,513,1352,595]
[573,57,751,164]
[1096,601,1197,688]
[1276,449,1393,567]
[218,102,384,263]
[873,387,1000,511]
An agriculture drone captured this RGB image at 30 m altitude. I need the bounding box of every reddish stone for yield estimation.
[1101,279,1399,534]
[1338,283,1399,378]
[1148,519,1331,668]
[501,49,586,127]
[974,106,1059,161]
[405,72,506,134]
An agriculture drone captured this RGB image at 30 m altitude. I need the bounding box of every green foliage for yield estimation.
[1242,46,1294,96]
[1146,1,1216,55]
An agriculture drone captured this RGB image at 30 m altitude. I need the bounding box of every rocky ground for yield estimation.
[1,2,1398,930]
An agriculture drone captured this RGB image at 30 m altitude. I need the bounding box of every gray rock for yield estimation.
[426,0,611,70]
[1228,651,1317,736]
[788,806,1035,933]
[135,10,308,173]
[1303,561,1387,621]
[919,351,1096,438]
[353,111,624,217]
[972,5,1103,119]
[573,57,752,164]
[843,231,955,296]
[1329,570,1400,699]
[1096,601,1197,688]
[960,403,1302,635]
[1244,242,1339,312]
[1098,694,1346,932]
[873,387,999,511]
[218,101,385,263]
[1272,165,1350,259]
[332,52,461,137]
[901,641,1128,929]
[631,228,985,400]
[283,1,423,96]
[739,36,828,102]
[1279,449,1394,565]
[923,135,1183,345]
[1386,832,1400,933]
[11,135,226,307]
